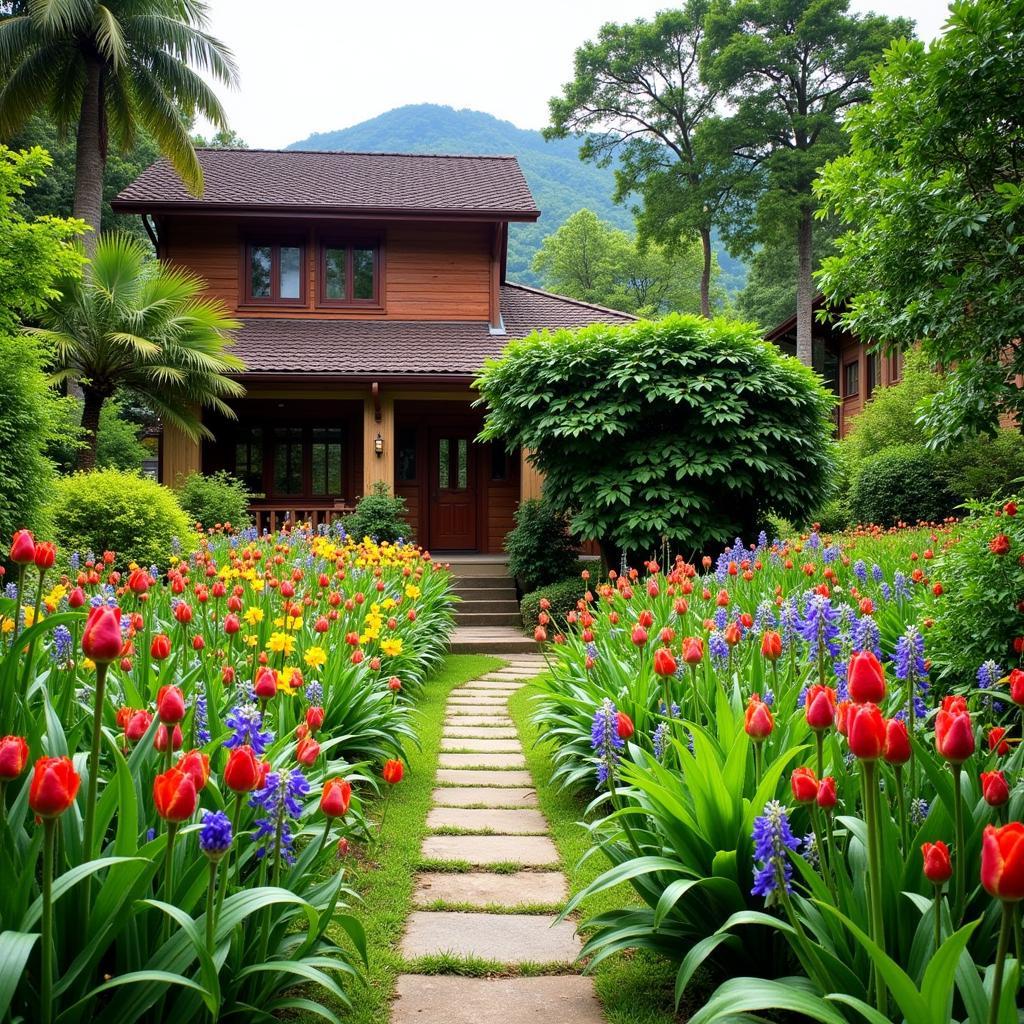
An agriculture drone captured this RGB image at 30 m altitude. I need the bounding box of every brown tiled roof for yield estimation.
[231,284,636,376]
[113,149,539,219]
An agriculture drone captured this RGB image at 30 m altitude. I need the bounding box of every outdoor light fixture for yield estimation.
[374,433,384,458]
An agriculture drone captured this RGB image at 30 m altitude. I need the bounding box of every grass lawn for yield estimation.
[508,679,688,1024]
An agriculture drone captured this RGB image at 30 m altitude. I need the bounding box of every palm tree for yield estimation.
[0,0,237,252]
[30,233,245,469]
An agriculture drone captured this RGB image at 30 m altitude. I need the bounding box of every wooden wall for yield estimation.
[159,216,492,321]
[162,422,200,487]
[837,341,904,437]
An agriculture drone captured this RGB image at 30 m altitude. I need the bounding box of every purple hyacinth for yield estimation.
[590,698,624,787]
[305,680,324,706]
[751,800,801,899]
[852,615,882,659]
[224,703,274,754]
[853,560,867,583]
[795,592,842,660]
[708,630,729,667]
[652,722,669,761]
[250,768,310,864]
[50,624,72,664]
[194,693,211,746]
[198,809,233,861]
[977,660,1003,690]
[714,606,728,630]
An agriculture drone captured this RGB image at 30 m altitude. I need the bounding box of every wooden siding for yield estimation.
[362,393,395,495]
[162,422,200,487]
[159,216,492,321]
[838,342,903,437]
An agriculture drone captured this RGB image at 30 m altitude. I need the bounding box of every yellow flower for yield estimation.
[251,577,265,592]
[267,631,296,656]
[21,606,38,627]
[381,597,397,611]
[244,607,264,625]
[286,615,303,630]
[1,617,14,634]
[245,633,259,647]
[404,584,421,599]
[380,637,403,657]
[277,666,301,692]
[304,645,327,670]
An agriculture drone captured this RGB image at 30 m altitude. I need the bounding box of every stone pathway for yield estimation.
[390,655,605,1023]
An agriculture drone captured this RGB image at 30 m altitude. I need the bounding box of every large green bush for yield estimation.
[48,469,194,567]
[505,497,580,592]
[848,443,956,526]
[477,315,835,563]
[342,482,411,544]
[176,470,253,530]
[520,575,589,632]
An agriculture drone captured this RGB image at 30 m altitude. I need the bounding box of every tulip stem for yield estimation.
[314,817,332,862]
[862,761,887,1013]
[951,763,965,921]
[40,817,56,1024]
[932,884,943,955]
[80,659,108,928]
[815,731,824,781]
[895,766,908,853]
[810,805,836,902]
[163,823,178,943]
[753,742,763,790]
[988,901,1013,1024]
[205,858,218,954]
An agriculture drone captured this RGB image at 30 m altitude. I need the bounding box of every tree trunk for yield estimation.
[699,225,713,318]
[795,207,814,368]
[78,387,106,471]
[73,56,105,256]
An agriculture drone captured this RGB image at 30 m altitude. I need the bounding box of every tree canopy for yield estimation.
[815,0,1024,444]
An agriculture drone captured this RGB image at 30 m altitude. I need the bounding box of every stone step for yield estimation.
[426,806,547,833]
[454,584,518,599]
[443,727,520,739]
[442,714,513,726]
[457,679,526,690]
[400,911,579,963]
[447,695,510,707]
[444,560,512,578]
[431,786,538,807]
[436,769,534,786]
[454,611,524,627]
[449,628,538,655]
[421,834,559,867]
[438,753,526,769]
[456,595,520,609]
[413,870,567,909]
[440,738,523,753]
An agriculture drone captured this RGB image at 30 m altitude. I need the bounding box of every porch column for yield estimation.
[362,391,395,495]
[162,422,200,487]
[520,449,543,502]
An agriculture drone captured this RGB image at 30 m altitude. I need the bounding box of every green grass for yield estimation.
[312,654,503,1024]
[508,680,685,1024]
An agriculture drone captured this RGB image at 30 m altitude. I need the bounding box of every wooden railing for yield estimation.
[249,500,355,535]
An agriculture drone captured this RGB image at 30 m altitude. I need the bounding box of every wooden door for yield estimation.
[428,429,477,550]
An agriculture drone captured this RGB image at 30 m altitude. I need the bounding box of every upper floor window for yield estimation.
[319,241,380,306]
[843,359,860,398]
[246,242,305,304]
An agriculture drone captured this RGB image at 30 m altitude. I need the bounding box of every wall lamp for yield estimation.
[374,433,384,458]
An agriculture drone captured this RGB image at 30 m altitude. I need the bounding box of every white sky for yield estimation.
[198,0,952,149]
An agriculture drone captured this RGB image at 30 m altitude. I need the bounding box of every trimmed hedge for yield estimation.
[176,470,253,531]
[848,444,956,526]
[520,575,590,633]
[505,497,580,592]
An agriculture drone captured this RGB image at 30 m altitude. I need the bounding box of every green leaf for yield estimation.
[0,930,39,1018]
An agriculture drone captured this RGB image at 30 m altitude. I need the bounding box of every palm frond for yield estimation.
[142,47,229,125]
[0,15,39,73]
[26,0,92,34]
[0,42,64,135]
[125,12,238,85]
[92,4,127,66]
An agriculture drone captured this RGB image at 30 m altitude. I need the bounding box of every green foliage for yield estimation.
[938,430,1024,504]
[477,315,835,559]
[848,444,955,527]
[929,496,1024,679]
[816,0,1024,443]
[342,482,412,544]
[48,469,194,567]
[520,575,588,632]
[532,208,719,315]
[175,471,253,530]
[504,498,581,593]
[48,396,150,473]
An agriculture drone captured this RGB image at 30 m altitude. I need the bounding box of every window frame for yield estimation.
[243,239,307,307]
[843,359,860,398]
[317,237,383,309]
[865,351,878,396]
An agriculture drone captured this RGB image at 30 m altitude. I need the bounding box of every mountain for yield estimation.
[288,104,745,292]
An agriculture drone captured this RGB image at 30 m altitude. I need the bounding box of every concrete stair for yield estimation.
[445,557,534,654]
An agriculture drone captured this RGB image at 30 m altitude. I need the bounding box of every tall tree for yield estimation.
[816,0,1024,444]
[30,233,244,469]
[0,0,237,252]
[546,3,730,317]
[702,0,911,366]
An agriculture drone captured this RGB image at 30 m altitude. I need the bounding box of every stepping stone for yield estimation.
[443,714,513,726]
[400,911,579,963]
[454,686,519,695]
[427,807,547,833]
[440,738,522,753]
[461,680,525,689]
[443,727,519,739]
[438,753,527,769]
[421,834,559,867]
[392,974,603,1024]
[431,786,538,807]
[436,769,534,786]
[447,697,509,706]
[413,870,567,908]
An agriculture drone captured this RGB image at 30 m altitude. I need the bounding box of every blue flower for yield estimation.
[69,551,80,571]
[977,660,1003,690]
[305,681,324,706]
[708,630,729,667]
[652,722,669,761]
[871,564,884,583]
[853,560,867,582]
[224,704,274,754]
[194,693,211,746]
[751,800,801,898]
[852,615,882,659]
[714,606,728,630]
[795,592,842,660]
[50,624,72,664]
[590,698,624,787]
[895,627,926,681]
[249,768,310,864]
[199,809,233,861]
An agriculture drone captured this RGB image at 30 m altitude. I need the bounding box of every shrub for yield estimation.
[505,497,580,592]
[477,314,835,565]
[48,469,194,567]
[938,429,1024,503]
[48,396,150,473]
[520,574,589,632]
[176,470,253,530]
[848,443,956,526]
[342,481,411,544]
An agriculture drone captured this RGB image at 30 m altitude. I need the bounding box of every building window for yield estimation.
[272,426,304,495]
[843,360,860,398]
[491,445,508,481]
[396,426,417,482]
[245,243,305,304]
[235,427,264,495]
[865,352,878,396]
[319,242,380,305]
[311,427,344,496]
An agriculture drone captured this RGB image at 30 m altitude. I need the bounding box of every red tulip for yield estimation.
[631,626,648,646]
[760,630,782,661]
[254,667,278,700]
[653,647,677,677]
[922,840,952,884]
[981,769,1011,807]
[224,746,262,792]
[846,702,886,760]
[791,766,818,803]
[28,756,80,817]
[152,767,197,822]
[82,605,122,664]
[296,736,320,766]
[935,695,975,764]
[989,726,1010,756]
[744,694,774,741]
[816,775,837,810]
[804,684,836,731]
[125,709,153,742]
[320,777,352,817]
[9,529,36,565]
[723,622,742,647]
[981,823,1024,901]
[33,542,56,570]
[382,759,404,784]
[0,736,29,780]
[681,636,703,665]
[177,750,210,791]
[156,685,185,725]
[533,626,547,644]
[306,706,325,732]
[638,610,654,629]
[883,718,911,765]
[616,712,634,740]
[848,650,886,704]
[154,723,183,752]
[224,613,240,635]
[150,633,171,660]
[1008,668,1024,706]
[68,586,86,608]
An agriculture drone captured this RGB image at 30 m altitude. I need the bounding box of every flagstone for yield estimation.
[438,753,527,769]
[442,715,513,727]
[400,911,579,962]
[435,769,534,786]
[431,786,538,807]
[442,727,519,739]
[459,680,526,689]
[413,870,567,908]
[446,696,509,706]
[426,806,548,833]
[420,834,559,866]
[440,737,522,753]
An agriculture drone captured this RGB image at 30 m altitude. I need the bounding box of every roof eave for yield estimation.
[110,200,540,222]
[231,371,480,385]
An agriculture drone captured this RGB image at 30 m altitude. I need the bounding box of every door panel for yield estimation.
[429,429,477,549]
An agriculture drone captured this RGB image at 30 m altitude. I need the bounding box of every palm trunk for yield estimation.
[795,207,814,368]
[699,225,713,318]
[78,386,105,471]
[73,55,105,256]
